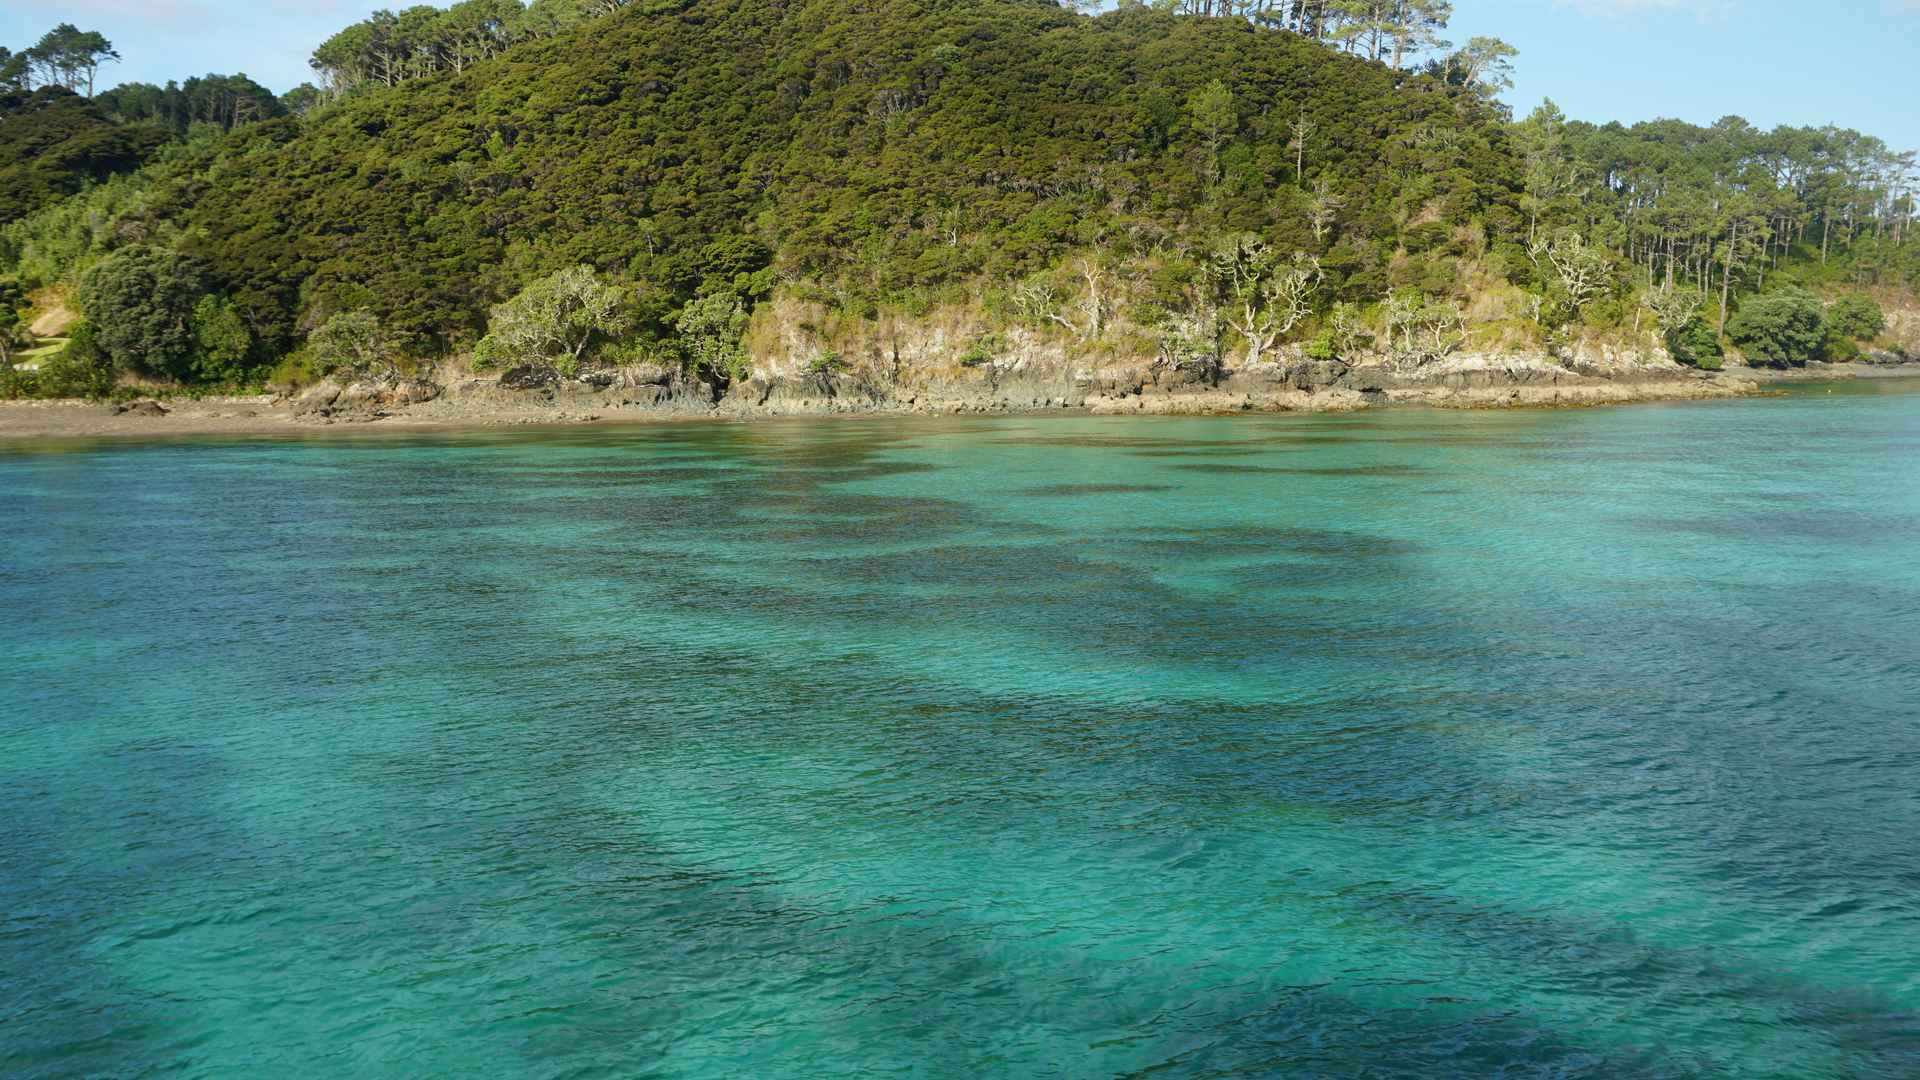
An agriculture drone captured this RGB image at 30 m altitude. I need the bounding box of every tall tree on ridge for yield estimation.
[1443,36,1517,99]
[1389,0,1451,70]
[24,24,120,96]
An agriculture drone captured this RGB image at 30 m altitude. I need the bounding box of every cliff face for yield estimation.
[1885,310,1920,361]
[708,291,1748,416]
[281,336,1754,428]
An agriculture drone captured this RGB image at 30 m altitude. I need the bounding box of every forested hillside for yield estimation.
[1,0,1915,398]
[0,89,167,225]
[163,0,1520,344]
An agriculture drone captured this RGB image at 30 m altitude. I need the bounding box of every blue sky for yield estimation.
[3,0,1916,148]
[1449,0,1920,148]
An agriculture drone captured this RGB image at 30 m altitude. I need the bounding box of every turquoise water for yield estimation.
[4,386,1919,1078]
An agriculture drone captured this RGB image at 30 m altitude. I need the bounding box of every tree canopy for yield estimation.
[0,0,1914,395]
[0,24,120,96]
[69,0,1527,358]
[96,74,287,134]
[0,87,166,225]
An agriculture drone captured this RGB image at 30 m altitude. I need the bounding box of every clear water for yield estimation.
[4,385,1919,1078]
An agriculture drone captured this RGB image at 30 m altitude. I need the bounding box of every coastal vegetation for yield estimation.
[1,0,1915,401]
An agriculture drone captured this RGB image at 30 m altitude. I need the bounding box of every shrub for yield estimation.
[190,295,254,383]
[35,321,117,398]
[673,292,749,384]
[1821,325,1861,362]
[75,246,208,381]
[265,349,319,389]
[1726,288,1825,367]
[1826,294,1885,341]
[1326,301,1371,357]
[0,279,22,367]
[1157,311,1224,384]
[958,333,1002,368]
[599,338,669,367]
[1664,317,1723,370]
[0,277,22,321]
[307,309,396,378]
[473,266,631,374]
[804,349,845,391]
[1383,290,1465,365]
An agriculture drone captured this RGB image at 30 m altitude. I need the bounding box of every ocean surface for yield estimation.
[4,383,1919,1078]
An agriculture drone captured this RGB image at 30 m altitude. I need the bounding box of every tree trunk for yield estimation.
[1718,222,1735,332]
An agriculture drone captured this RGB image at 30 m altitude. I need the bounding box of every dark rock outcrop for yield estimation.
[732,377,774,407]
[387,378,442,405]
[499,365,560,391]
[618,363,674,387]
[1277,359,1351,391]
[112,399,169,417]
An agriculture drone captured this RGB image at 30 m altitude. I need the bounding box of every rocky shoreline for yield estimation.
[4,354,1917,441]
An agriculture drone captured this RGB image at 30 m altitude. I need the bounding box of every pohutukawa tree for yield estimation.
[308,310,401,378]
[1212,235,1321,366]
[1529,229,1612,320]
[473,266,632,374]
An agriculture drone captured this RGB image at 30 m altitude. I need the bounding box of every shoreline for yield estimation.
[1715,361,1920,384]
[3,361,1917,443]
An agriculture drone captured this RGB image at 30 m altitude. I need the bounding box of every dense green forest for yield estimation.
[0,23,314,227]
[0,89,166,228]
[1,0,1914,398]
